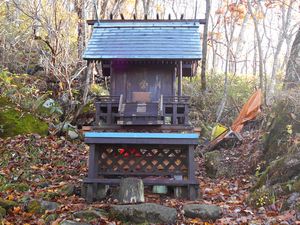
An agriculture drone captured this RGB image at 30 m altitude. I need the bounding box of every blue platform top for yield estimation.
[85,132,199,139]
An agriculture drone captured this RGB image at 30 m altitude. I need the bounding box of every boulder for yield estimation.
[73,209,107,221]
[60,220,90,225]
[118,177,144,203]
[282,192,300,211]
[27,199,59,214]
[68,130,79,140]
[40,200,60,211]
[183,204,222,221]
[110,203,177,224]
[27,200,43,214]
[254,151,300,190]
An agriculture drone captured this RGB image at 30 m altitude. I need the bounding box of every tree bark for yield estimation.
[142,0,151,16]
[247,1,264,99]
[284,27,300,89]
[75,0,86,65]
[268,1,294,102]
[200,0,210,91]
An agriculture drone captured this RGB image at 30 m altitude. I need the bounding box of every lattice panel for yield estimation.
[97,145,188,176]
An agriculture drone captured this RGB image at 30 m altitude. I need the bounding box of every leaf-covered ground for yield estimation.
[0,134,298,224]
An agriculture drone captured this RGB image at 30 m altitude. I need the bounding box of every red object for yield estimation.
[118,148,141,157]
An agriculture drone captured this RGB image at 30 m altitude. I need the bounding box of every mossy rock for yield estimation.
[38,191,60,201]
[204,150,236,178]
[27,200,44,214]
[204,151,221,178]
[59,184,75,196]
[254,151,300,190]
[0,183,29,192]
[0,206,6,219]
[0,96,48,138]
[263,96,300,163]
[0,198,17,210]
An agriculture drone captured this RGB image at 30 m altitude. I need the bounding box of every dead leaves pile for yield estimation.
[0,134,299,224]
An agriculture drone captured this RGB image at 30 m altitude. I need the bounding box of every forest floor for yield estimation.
[0,134,298,224]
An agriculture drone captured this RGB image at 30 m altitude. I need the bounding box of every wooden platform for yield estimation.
[83,132,199,202]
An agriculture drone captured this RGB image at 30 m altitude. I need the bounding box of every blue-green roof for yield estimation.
[83,21,202,60]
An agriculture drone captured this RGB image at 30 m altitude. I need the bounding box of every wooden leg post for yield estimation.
[187,145,198,200]
[86,144,99,202]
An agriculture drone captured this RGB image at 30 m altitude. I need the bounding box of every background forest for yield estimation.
[1,0,299,132]
[0,0,300,224]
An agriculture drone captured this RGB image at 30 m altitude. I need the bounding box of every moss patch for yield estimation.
[43,213,58,223]
[38,191,60,201]
[247,186,276,208]
[0,97,48,138]
[292,179,300,192]
[0,206,6,219]
[0,183,29,192]
[0,198,17,210]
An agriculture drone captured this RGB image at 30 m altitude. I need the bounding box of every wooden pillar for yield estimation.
[87,144,100,203]
[173,66,177,96]
[187,145,198,200]
[178,61,183,96]
[187,145,196,182]
[88,144,99,178]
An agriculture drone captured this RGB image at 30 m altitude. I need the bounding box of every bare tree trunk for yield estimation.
[248,1,264,99]
[75,0,86,65]
[200,0,210,91]
[142,0,151,16]
[284,27,300,89]
[74,62,92,119]
[134,0,139,18]
[235,13,249,61]
[100,0,109,19]
[216,12,233,123]
[268,1,294,101]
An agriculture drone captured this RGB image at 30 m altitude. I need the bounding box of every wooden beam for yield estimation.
[133,14,136,20]
[120,14,125,20]
[110,13,113,20]
[144,14,148,20]
[156,13,159,20]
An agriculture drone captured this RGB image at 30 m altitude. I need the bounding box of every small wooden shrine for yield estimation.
[82,18,204,202]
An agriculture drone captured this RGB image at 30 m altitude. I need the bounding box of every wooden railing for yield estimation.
[94,95,190,126]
